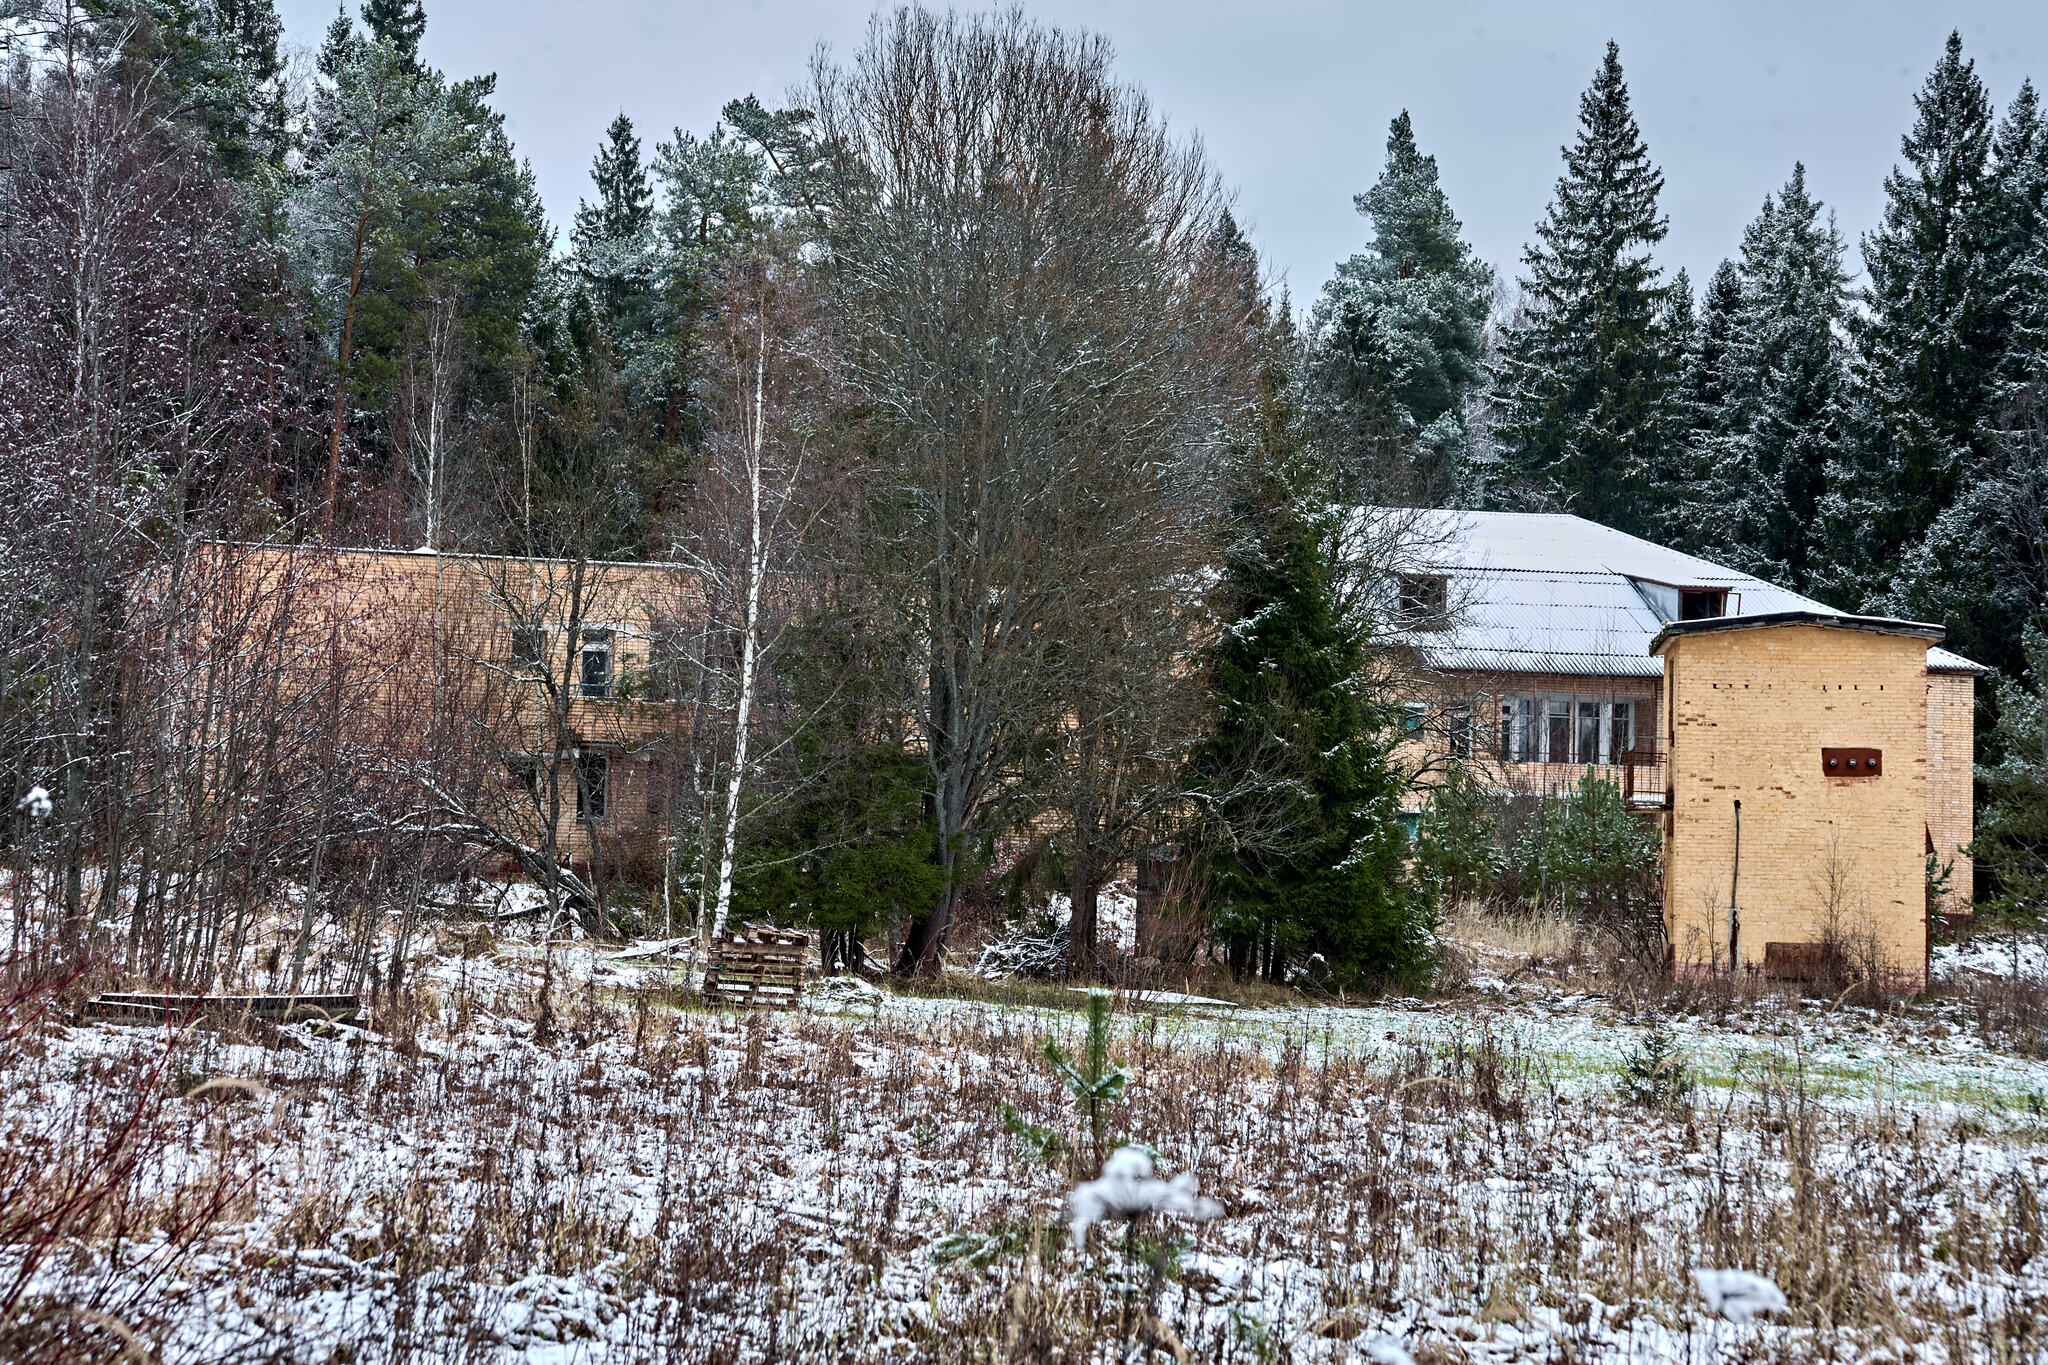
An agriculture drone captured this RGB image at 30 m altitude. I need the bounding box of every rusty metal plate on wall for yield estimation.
[1821,747,1882,777]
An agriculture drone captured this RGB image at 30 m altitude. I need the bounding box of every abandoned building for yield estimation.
[1386,510,1981,981]
[189,543,703,880]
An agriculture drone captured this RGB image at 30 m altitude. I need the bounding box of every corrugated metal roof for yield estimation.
[1359,509,1985,677]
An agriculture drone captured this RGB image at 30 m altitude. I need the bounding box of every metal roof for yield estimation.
[1360,510,1983,678]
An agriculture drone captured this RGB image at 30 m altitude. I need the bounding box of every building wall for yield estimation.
[196,544,702,869]
[1660,624,1932,979]
[1925,669,1977,914]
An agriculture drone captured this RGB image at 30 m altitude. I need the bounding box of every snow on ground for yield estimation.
[6,913,2048,1362]
[1935,933,2048,987]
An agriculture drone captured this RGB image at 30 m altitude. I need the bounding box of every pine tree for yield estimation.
[1494,41,1677,537]
[295,7,546,532]
[360,0,425,65]
[1308,111,1492,502]
[1821,32,2000,609]
[1192,384,1434,989]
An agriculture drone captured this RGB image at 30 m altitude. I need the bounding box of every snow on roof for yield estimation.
[1362,509,1982,678]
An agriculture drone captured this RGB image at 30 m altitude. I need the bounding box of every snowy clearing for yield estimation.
[5,928,2046,1363]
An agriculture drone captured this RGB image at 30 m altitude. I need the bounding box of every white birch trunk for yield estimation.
[710,337,769,941]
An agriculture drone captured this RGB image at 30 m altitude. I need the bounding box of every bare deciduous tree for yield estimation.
[805,7,1237,974]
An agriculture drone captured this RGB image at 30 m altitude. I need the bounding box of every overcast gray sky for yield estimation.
[279,1,2048,307]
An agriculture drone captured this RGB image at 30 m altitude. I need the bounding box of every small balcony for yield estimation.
[1488,739,1667,809]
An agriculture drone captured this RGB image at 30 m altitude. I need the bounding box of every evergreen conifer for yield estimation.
[361,0,425,65]
[1822,32,2000,608]
[573,113,658,339]
[1308,111,1493,502]
[1969,621,2048,929]
[1494,42,1677,537]
[1192,387,1434,989]
[1682,168,1851,589]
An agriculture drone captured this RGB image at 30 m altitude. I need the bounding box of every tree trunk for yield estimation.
[321,211,372,535]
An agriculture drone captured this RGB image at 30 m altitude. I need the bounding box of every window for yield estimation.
[1396,574,1449,628]
[1577,701,1601,765]
[579,630,612,698]
[576,752,609,821]
[506,754,539,796]
[1497,694,1646,765]
[1499,695,1533,762]
[1400,702,1426,736]
[510,625,545,670]
[1448,703,1474,759]
[1679,588,1727,620]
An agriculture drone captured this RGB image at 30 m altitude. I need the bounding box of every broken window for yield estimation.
[1610,701,1633,759]
[1448,703,1474,759]
[1543,698,1571,763]
[1500,695,1533,762]
[576,752,609,821]
[1578,701,1601,765]
[1395,574,1449,628]
[1679,588,1727,620]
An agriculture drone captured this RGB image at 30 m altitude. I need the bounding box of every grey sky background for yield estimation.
[278,1,2048,310]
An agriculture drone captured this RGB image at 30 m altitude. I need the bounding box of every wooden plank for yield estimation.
[83,994,362,1024]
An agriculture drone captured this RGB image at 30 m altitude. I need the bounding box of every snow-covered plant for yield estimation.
[14,787,51,820]
[1067,1145,1222,1247]
[974,913,1069,979]
[1691,1268,1787,1324]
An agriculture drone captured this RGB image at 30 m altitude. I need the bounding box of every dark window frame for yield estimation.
[579,629,614,699]
[1396,573,1450,628]
[1678,588,1728,620]
[576,751,610,822]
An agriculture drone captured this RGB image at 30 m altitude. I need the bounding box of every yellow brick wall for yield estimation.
[1660,624,1931,978]
[1925,670,1976,913]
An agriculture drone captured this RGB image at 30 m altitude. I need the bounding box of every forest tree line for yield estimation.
[3,1,2047,991]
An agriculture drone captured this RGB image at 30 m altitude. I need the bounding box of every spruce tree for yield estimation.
[1192,384,1434,989]
[1308,111,1492,502]
[573,113,658,338]
[1494,42,1677,537]
[1683,168,1850,589]
[361,0,425,65]
[1991,81,2048,388]
[82,0,290,177]
[1821,32,2000,609]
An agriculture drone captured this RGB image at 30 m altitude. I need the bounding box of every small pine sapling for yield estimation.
[1621,1016,1693,1110]
[1001,989,1132,1173]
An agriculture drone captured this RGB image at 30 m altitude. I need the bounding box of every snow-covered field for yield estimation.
[4,926,2046,1363]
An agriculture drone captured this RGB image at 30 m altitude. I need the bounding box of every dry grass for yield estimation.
[3,941,2045,1363]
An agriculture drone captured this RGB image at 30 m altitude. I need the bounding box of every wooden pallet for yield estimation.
[83,993,362,1025]
[704,926,810,1010]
